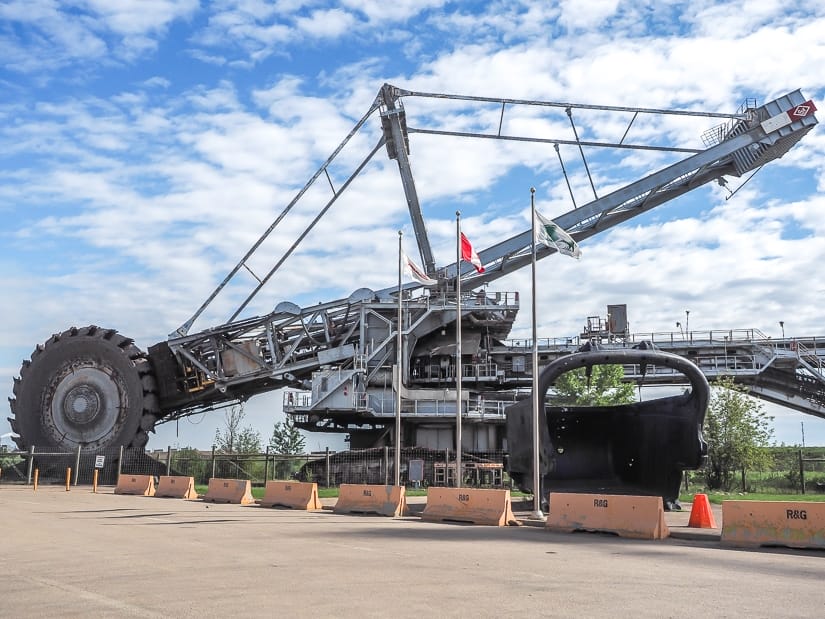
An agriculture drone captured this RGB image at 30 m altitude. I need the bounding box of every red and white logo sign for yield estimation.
[788,100,817,121]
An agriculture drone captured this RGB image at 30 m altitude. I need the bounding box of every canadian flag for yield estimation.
[460,232,485,273]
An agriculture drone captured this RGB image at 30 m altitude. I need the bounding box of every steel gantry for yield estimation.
[150,85,818,447]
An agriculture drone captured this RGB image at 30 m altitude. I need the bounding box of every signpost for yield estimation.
[93,455,105,493]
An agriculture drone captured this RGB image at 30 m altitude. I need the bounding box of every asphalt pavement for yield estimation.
[0,486,821,618]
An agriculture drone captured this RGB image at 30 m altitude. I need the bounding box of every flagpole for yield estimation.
[395,230,403,487]
[530,187,544,519]
[455,210,463,489]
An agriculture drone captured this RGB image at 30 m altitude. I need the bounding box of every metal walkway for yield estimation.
[503,329,825,419]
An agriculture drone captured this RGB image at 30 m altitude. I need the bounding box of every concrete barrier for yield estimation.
[722,500,825,549]
[201,478,255,505]
[422,488,517,526]
[114,474,156,497]
[261,481,322,510]
[155,476,198,500]
[333,484,408,517]
[546,493,669,540]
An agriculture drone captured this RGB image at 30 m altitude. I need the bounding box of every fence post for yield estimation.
[166,446,172,475]
[74,444,81,486]
[325,447,330,488]
[383,446,389,485]
[211,445,216,479]
[799,449,806,494]
[117,445,124,477]
[264,446,270,482]
[26,445,35,485]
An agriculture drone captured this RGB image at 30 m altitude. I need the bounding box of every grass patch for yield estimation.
[194,484,266,499]
[318,487,338,499]
[680,491,825,504]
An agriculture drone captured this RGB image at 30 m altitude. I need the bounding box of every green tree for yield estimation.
[269,416,306,455]
[550,364,636,406]
[269,416,307,480]
[0,444,23,471]
[171,446,209,483]
[214,406,262,454]
[703,376,774,491]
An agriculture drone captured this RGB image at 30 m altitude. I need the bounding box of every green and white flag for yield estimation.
[534,210,581,259]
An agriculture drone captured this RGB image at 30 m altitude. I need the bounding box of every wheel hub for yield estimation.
[45,364,129,450]
[64,385,102,424]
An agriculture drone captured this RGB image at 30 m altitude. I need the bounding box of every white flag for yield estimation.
[534,210,581,259]
[401,250,438,285]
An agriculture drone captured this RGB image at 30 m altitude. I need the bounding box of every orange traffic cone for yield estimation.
[688,493,717,528]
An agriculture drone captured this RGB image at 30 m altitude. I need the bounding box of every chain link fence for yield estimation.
[0,445,166,485]
[0,445,508,489]
[6,444,823,493]
[682,447,825,494]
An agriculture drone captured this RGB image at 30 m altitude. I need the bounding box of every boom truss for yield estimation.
[150,84,816,429]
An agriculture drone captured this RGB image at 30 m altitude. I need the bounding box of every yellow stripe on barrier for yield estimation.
[114,474,156,496]
[722,500,825,549]
[155,476,199,499]
[333,484,408,517]
[422,487,517,526]
[546,493,669,540]
[202,478,255,505]
[261,481,322,510]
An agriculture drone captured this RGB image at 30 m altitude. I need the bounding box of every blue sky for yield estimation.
[2,0,825,451]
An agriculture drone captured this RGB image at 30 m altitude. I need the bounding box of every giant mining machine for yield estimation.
[8,84,817,504]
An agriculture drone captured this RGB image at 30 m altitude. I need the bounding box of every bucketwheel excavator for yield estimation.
[8,84,817,504]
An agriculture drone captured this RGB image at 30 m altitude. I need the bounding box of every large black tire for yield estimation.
[7,326,160,452]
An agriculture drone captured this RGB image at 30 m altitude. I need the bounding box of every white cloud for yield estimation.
[295,8,357,38]
[342,0,447,22]
[558,0,621,30]
[686,0,814,38]
[0,3,107,73]
[0,0,198,76]
[79,0,200,35]
[192,0,293,63]
[190,0,452,66]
